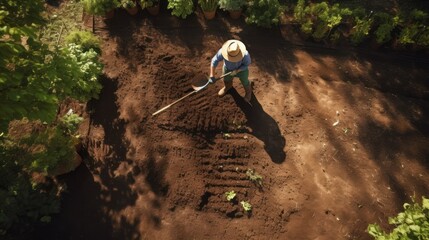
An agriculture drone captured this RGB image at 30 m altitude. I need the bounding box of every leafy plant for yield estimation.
[8,119,77,176]
[139,0,159,8]
[309,2,352,41]
[245,0,284,28]
[65,30,101,53]
[373,12,400,44]
[246,168,263,187]
[225,190,237,201]
[0,1,103,132]
[60,43,103,101]
[218,0,246,11]
[240,201,252,212]
[223,133,231,139]
[121,0,137,8]
[368,197,429,239]
[59,110,84,136]
[82,0,120,16]
[0,142,62,237]
[293,0,306,24]
[398,9,428,46]
[350,8,373,45]
[199,0,218,11]
[168,0,194,18]
[416,30,429,47]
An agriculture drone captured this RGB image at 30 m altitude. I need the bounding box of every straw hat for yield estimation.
[221,39,247,62]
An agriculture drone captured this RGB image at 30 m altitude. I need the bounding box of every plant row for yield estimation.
[82,0,285,27]
[293,0,429,48]
[84,0,429,49]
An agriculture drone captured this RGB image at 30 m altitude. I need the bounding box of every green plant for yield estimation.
[367,197,429,239]
[65,30,101,53]
[0,142,62,237]
[199,0,218,11]
[309,2,352,41]
[0,0,103,132]
[8,119,77,176]
[245,0,284,28]
[350,8,373,45]
[293,0,306,24]
[218,0,246,11]
[373,13,399,44]
[121,0,136,8]
[167,0,194,18]
[225,190,237,201]
[60,43,103,101]
[240,201,252,212]
[59,111,84,136]
[416,30,429,47]
[139,0,158,8]
[246,168,263,187]
[82,0,120,16]
[398,9,428,46]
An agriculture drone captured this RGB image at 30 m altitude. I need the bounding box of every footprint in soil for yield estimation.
[229,88,286,164]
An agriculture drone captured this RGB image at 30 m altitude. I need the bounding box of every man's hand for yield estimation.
[230,70,239,77]
[209,76,216,84]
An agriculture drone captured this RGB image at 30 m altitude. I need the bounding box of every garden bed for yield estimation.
[36,4,429,240]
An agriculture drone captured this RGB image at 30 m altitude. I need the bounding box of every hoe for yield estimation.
[152,72,232,116]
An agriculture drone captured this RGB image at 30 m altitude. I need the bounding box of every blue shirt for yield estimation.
[211,48,251,71]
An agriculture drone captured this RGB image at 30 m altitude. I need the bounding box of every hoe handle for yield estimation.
[152,90,197,116]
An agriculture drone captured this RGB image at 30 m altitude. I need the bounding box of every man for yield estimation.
[209,39,252,102]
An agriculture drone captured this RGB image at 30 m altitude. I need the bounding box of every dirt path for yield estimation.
[37,9,429,240]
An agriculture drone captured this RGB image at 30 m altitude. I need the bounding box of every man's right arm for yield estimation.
[210,49,223,78]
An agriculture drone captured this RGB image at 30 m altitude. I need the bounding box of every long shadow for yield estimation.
[35,76,141,240]
[228,88,286,164]
[34,163,140,240]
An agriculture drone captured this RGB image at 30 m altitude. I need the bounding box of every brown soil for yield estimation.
[36,9,429,240]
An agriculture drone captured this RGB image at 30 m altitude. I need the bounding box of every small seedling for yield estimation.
[223,133,231,139]
[246,169,263,188]
[240,201,252,212]
[225,190,236,201]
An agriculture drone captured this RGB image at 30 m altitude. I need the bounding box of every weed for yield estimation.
[223,133,231,139]
[225,191,237,201]
[240,201,252,212]
[246,168,263,188]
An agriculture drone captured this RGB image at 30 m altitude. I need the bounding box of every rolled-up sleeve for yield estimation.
[211,49,223,67]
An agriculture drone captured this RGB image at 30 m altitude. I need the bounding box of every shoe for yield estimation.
[218,80,233,96]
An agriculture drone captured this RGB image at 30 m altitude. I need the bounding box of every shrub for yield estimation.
[121,0,137,8]
[199,0,218,11]
[350,8,373,45]
[82,0,120,16]
[139,0,158,8]
[59,43,103,101]
[368,197,429,239]
[8,119,77,176]
[167,0,194,18]
[59,110,84,136]
[398,9,428,46]
[311,2,352,41]
[294,1,351,41]
[245,0,284,28]
[65,30,101,53]
[218,0,246,11]
[374,12,400,44]
[0,142,62,237]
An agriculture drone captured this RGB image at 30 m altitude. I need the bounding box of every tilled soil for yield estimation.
[37,8,429,240]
